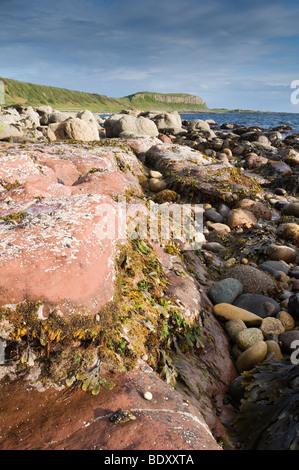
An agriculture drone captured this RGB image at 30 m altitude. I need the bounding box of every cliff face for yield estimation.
[131,92,204,105]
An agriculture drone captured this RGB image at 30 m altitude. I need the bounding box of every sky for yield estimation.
[0,0,299,112]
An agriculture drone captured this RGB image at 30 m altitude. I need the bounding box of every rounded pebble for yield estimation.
[143,391,153,401]
[224,319,247,342]
[265,340,283,361]
[236,327,264,350]
[276,311,295,331]
[260,317,285,339]
[236,341,268,373]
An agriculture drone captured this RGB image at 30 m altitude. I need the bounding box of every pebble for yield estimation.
[234,294,280,318]
[289,266,299,279]
[260,317,285,339]
[204,208,224,223]
[276,311,296,331]
[265,340,283,360]
[149,170,163,179]
[279,330,299,354]
[149,178,167,193]
[224,319,247,342]
[226,208,257,229]
[225,265,277,297]
[236,327,264,350]
[206,222,231,233]
[287,293,299,320]
[281,202,299,218]
[143,391,153,401]
[236,341,268,373]
[213,303,263,326]
[261,260,289,275]
[203,242,225,253]
[267,245,297,264]
[208,278,243,305]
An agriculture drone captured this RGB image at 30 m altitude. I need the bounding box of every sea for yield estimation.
[180,112,299,134]
[100,111,299,134]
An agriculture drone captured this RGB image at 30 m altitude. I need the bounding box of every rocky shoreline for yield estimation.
[0,106,298,450]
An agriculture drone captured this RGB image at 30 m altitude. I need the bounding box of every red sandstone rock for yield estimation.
[0,363,221,450]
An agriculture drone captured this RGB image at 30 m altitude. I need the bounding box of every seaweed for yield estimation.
[228,359,299,450]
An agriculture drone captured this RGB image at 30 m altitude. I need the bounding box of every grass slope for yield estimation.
[0,77,208,112]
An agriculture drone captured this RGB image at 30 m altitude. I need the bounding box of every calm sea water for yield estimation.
[180,112,299,134]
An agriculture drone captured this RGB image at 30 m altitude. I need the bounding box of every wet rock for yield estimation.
[208,278,243,305]
[260,317,285,339]
[233,293,280,318]
[236,327,264,350]
[244,153,268,170]
[213,304,263,326]
[236,341,267,373]
[224,265,278,296]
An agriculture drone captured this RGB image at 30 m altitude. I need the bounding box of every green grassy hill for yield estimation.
[0,77,208,112]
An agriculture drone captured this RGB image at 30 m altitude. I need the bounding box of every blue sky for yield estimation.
[0,0,299,111]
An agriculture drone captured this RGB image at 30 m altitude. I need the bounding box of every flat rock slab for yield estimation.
[0,364,220,450]
[0,142,144,317]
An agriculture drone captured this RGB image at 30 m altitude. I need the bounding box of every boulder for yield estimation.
[152,111,182,131]
[188,119,216,138]
[104,114,159,138]
[0,122,24,140]
[47,118,99,141]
